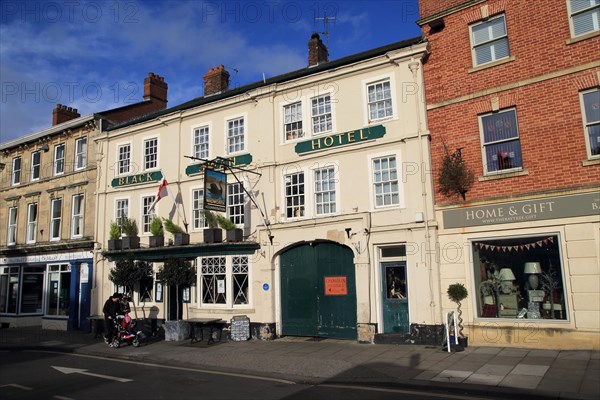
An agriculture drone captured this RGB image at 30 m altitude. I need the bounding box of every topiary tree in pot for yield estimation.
[447,283,469,347]
[148,217,164,248]
[162,218,189,246]
[108,257,147,319]
[201,209,222,243]
[156,258,196,341]
[120,216,140,249]
[215,213,243,242]
[107,221,122,251]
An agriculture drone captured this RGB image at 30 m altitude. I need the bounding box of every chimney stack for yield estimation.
[203,65,230,96]
[143,72,168,107]
[52,104,81,126]
[308,33,328,67]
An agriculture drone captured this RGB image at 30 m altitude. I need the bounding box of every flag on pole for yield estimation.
[148,177,173,213]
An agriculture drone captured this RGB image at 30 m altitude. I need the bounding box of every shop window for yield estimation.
[200,256,249,307]
[472,234,567,320]
[0,266,19,314]
[139,262,154,302]
[21,267,44,314]
[46,264,71,316]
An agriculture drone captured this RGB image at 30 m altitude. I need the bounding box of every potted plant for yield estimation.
[156,258,196,341]
[438,146,475,201]
[107,221,122,251]
[120,217,140,250]
[148,217,164,248]
[447,282,469,348]
[162,218,189,246]
[202,209,222,244]
[216,213,243,242]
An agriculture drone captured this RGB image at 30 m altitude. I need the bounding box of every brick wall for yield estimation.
[418,0,477,20]
[420,0,600,205]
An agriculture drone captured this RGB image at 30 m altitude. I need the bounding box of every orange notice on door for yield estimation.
[324,276,347,296]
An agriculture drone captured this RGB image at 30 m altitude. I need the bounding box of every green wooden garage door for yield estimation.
[281,242,357,339]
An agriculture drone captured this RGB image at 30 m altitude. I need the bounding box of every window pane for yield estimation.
[482,111,518,143]
[571,0,599,13]
[573,7,600,35]
[588,124,600,155]
[485,140,523,172]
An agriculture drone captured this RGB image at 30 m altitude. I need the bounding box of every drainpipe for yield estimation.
[408,58,438,325]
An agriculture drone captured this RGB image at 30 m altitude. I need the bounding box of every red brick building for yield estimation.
[418,0,599,348]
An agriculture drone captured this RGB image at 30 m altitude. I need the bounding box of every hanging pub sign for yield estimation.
[204,168,227,212]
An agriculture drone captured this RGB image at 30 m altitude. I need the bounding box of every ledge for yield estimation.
[566,30,600,45]
[582,158,600,166]
[468,56,516,74]
[102,241,261,262]
[478,168,529,181]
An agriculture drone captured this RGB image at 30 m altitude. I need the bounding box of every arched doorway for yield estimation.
[280,241,357,339]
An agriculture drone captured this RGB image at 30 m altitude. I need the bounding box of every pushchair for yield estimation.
[109,313,142,348]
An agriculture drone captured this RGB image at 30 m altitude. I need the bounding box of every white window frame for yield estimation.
[283,169,306,220]
[26,203,38,244]
[74,137,87,171]
[567,0,600,38]
[227,182,245,225]
[117,143,131,175]
[143,137,158,171]
[54,143,65,176]
[311,93,334,135]
[115,198,129,228]
[313,163,338,216]
[192,188,207,230]
[366,79,394,123]
[50,198,62,241]
[31,151,41,181]
[192,124,211,160]
[283,101,304,142]
[141,195,156,234]
[579,88,600,159]
[71,194,84,238]
[198,255,250,308]
[226,114,247,155]
[7,206,17,245]
[11,156,21,186]
[369,152,403,210]
[478,108,523,175]
[469,14,510,67]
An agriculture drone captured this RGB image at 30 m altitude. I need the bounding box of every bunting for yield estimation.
[473,236,554,252]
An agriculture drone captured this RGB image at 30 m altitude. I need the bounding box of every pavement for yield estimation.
[0,325,599,399]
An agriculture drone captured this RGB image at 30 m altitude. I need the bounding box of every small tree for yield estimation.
[120,216,138,236]
[109,221,121,240]
[215,213,235,230]
[149,217,164,236]
[156,259,196,320]
[162,218,184,234]
[447,283,468,338]
[438,146,475,201]
[108,258,147,318]
[201,209,219,228]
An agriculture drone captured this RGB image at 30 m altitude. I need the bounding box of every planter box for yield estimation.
[203,228,222,244]
[122,235,140,250]
[107,239,122,251]
[174,233,190,246]
[226,228,243,242]
[149,235,164,248]
[163,320,191,342]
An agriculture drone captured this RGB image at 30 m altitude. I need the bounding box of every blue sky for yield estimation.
[0,0,421,144]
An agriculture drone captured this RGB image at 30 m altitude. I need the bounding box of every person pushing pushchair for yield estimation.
[102,292,123,344]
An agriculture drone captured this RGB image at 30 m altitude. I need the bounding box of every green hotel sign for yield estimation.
[185,154,253,176]
[295,125,386,154]
[111,171,163,187]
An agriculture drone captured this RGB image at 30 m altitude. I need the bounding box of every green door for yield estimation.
[281,242,357,339]
[381,262,409,333]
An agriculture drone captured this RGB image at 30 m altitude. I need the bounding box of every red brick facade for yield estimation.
[419,0,600,205]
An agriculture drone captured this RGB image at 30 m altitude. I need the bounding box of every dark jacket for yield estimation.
[102,298,121,319]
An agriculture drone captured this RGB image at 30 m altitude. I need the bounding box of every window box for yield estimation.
[174,232,190,246]
[107,239,122,251]
[226,228,243,243]
[148,235,164,248]
[203,228,222,244]
[121,235,140,250]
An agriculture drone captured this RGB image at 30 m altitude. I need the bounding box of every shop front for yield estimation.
[0,251,93,331]
[439,191,600,349]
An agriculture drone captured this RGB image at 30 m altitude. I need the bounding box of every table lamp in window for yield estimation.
[498,268,516,294]
[524,262,542,290]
